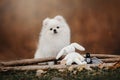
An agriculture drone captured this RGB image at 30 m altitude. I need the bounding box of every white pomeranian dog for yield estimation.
[34,15,70,65]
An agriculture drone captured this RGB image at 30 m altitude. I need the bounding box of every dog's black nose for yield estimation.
[53,29,57,33]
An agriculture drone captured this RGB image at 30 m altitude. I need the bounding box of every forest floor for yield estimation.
[0,66,120,80]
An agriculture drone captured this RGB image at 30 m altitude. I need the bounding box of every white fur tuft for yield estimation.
[43,18,50,26]
[54,15,65,22]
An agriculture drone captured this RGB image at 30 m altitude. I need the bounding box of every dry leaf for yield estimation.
[36,69,46,76]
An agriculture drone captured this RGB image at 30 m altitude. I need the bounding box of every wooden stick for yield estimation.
[101,58,120,63]
[0,57,57,66]
[0,63,115,71]
[0,55,65,67]
[0,54,119,67]
[91,54,120,58]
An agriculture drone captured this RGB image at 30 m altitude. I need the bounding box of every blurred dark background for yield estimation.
[0,0,120,61]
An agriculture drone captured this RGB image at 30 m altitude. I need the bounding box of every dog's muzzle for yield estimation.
[53,29,57,33]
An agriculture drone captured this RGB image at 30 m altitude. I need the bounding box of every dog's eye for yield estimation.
[57,26,59,29]
[50,28,53,30]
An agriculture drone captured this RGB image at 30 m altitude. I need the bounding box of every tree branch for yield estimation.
[0,54,119,67]
[0,57,57,66]
[0,63,115,71]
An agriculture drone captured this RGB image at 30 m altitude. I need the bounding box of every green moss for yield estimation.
[0,67,120,80]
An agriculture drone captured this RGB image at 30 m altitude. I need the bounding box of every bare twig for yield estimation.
[0,63,115,71]
[101,58,120,63]
[91,54,120,58]
[0,54,119,67]
[0,57,56,66]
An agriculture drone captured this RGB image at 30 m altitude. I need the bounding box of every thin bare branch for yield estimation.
[0,63,115,71]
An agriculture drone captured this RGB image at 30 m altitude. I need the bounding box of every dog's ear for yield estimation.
[43,18,50,26]
[54,15,65,22]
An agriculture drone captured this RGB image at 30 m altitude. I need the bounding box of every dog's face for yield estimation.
[42,15,68,36]
[49,25,60,34]
[45,20,63,35]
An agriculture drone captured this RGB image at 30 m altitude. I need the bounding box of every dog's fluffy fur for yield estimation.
[34,15,70,65]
